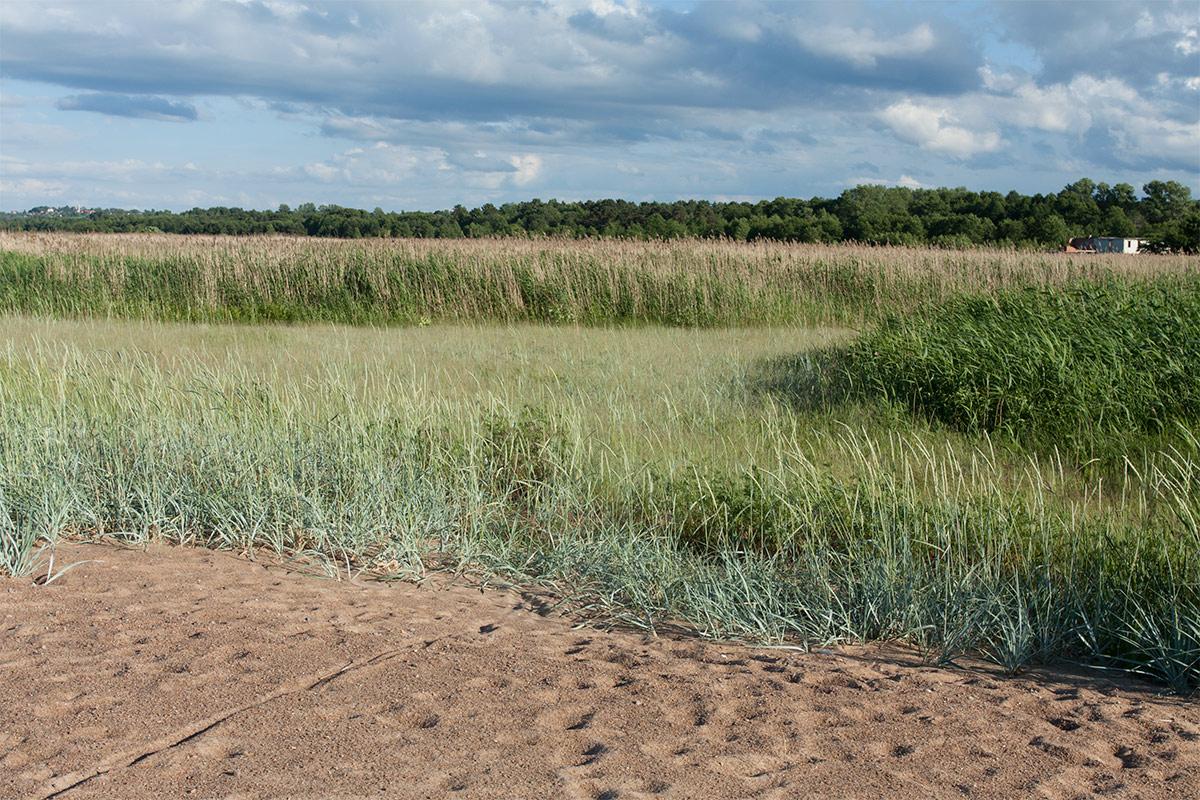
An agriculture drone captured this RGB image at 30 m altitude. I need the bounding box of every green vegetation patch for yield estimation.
[846,278,1200,459]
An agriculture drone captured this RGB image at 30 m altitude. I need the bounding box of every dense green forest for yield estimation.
[4,178,1197,252]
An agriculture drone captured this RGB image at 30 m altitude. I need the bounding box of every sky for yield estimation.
[1,0,1197,212]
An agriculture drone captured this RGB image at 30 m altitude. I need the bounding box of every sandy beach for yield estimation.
[2,540,1196,799]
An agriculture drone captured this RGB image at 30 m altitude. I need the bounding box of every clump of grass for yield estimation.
[843,278,1200,466]
[480,406,569,512]
[0,501,45,578]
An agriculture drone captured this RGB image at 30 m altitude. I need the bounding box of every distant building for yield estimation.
[1066,236,1145,254]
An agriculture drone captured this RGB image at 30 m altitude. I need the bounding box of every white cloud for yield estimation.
[587,0,642,18]
[675,68,725,88]
[718,18,760,43]
[0,176,65,197]
[1125,6,1200,55]
[0,156,194,201]
[261,1,308,22]
[509,154,541,186]
[418,8,506,84]
[79,159,174,182]
[303,162,342,182]
[878,100,1003,157]
[179,188,231,207]
[844,173,928,189]
[1010,82,1088,134]
[1110,112,1200,169]
[0,93,39,108]
[292,143,542,193]
[1175,26,1199,56]
[979,68,1200,168]
[797,23,936,68]
[0,120,85,147]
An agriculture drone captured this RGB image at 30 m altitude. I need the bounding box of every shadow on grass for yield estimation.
[744,346,857,412]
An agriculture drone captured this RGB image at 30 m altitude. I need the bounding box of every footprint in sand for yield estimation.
[564,638,593,655]
[1114,745,1148,769]
[1047,715,1082,732]
[438,771,473,792]
[579,742,608,765]
[567,712,595,731]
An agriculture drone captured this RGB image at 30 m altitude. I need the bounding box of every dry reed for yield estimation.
[3,232,1194,327]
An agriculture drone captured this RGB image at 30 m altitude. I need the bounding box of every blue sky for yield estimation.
[1,0,1197,212]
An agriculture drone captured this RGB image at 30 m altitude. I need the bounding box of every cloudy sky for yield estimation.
[1,0,1197,212]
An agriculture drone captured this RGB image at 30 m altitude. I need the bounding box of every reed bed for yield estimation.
[844,277,1200,468]
[2,232,1194,327]
[2,316,1197,691]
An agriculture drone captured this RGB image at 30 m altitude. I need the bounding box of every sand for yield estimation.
[2,541,1196,800]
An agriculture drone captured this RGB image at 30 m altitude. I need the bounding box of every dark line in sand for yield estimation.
[38,648,406,799]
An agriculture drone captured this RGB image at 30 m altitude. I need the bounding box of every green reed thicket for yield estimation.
[841,277,1200,467]
[2,319,1197,691]
[2,232,1193,327]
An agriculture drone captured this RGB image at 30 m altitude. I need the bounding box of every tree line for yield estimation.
[3,179,1196,252]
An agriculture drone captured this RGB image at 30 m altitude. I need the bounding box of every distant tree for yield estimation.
[1096,182,1138,211]
[1055,179,1101,232]
[5,177,1192,250]
[996,218,1027,244]
[1099,207,1136,237]
[1029,213,1071,247]
[1141,180,1193,225]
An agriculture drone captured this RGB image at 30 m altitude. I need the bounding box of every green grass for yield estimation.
[2,314,1197,692]
[4,233,1197,690]
[836,278,1200,476]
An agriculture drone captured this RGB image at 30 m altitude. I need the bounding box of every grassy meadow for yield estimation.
[2,232,1198,691]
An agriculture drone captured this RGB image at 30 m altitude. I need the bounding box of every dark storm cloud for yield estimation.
[56,92,198,121]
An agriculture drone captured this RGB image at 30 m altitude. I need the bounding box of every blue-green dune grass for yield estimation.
[2,311,1197,691]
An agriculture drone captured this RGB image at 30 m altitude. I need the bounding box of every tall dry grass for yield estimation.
[3,232,1194,326]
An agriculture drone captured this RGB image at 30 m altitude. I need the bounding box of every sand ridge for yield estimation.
[1,541,1196,799]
